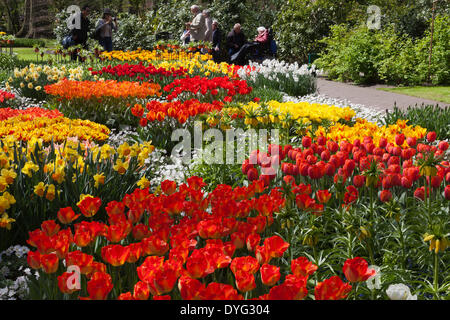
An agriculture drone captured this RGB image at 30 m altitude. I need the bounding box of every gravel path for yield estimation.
[317,78,449,111]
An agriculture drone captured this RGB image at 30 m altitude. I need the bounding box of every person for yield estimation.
[226,23,246,62]
[180,25,190,45]
[253,26,269,59]
[95,9,118,52]
[203,9,213,43]
[70,5,90,61]
[211,20,222,62]
[186,5,206,42]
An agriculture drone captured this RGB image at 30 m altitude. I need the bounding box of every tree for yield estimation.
[16,0,54,38]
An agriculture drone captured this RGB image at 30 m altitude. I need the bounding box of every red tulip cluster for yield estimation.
[90,63,188,82]
[163,76,252,102]
[0,107,63,121]
[0,89,15,104]
[131,99,224,125]
[25,177,369,300]
[242,134,449,204]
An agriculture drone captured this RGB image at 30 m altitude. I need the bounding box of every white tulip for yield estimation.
[386,284,417,300]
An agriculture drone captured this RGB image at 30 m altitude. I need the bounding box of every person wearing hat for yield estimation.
[95,8,118,52]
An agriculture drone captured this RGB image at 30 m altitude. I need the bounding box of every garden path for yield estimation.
[316,78,450,111]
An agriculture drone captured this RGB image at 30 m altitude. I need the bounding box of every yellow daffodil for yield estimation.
[93,173,105,188]
[137,176,150,189]
[33,182,46,198]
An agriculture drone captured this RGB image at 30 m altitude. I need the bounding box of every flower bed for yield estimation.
[237,60,320,97]
[0,115,110,143]
[0,139,155,249]
[163,76,252,103]
[89,63,188,86]
[45,80,162,128]
[0,107,62,121]
[7,64,84,101]
[24,177,377,300]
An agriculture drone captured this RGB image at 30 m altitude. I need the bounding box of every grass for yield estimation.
[378,86,450,104]
[6,39,58,62]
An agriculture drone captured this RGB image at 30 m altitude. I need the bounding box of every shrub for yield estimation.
[414,15,450,85]
[273,0,357,63]
[8,38,46,48]
[113,12,159,51]
[315,14,450,85]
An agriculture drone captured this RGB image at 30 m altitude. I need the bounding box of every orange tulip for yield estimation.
[41,253,59,274]
[260,264,281,286]
[86,272,113,300]
[101,244,130,267]
[291,256,318,278]
[77,196,102,218]
[57,207,80,224]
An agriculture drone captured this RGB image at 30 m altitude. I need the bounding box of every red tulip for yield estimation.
[427,131,436,142]
[291,256,318,277]
[395,133,405,146]
[302,136,312,148]
[260,264,281,286]
[27,251,41,269]
[78,196,102,218]
[57,207,80,224]
[315,276,352,300]
[58,272,80,294]
[235,270,256,292]
[86,272,113,300]
[379,189,392,202]
[41,220,60,237]
[101,244,130,267]
[343,257,376,282]
[439,141,449,151]
[161,180,177,195]
[316,190,332,204]
[178,275,206,300]
[444,185,450,200]
[41,253,59,274]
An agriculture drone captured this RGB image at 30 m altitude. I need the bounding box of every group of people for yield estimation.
[181,5,222,62]
[183,5,275,65]
[68,6,118,60]
[69,4,275,65]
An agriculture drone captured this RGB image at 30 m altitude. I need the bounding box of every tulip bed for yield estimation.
[0,43,448,301]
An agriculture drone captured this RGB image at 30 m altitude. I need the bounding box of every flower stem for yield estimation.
[433,251,439,299]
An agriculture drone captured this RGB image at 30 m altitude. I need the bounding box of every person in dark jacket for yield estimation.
[211,20,222,62]
[70,5,90,61]
[226,23,246,62]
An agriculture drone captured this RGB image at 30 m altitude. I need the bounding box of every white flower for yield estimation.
[386,284,417,300]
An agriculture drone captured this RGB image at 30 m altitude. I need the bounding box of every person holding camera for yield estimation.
[95,8,117,52]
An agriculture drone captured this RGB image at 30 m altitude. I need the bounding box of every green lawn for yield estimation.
[11,47,54,62]
[378,86,450,104]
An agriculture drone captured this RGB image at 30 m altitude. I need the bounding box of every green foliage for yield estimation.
[315,15,450,85]
[380,103,450,140]
[414,15,450,85]
[273,0,357,63]
[7,38,46,48]
[0,52,19,71]
[113,12,159,50]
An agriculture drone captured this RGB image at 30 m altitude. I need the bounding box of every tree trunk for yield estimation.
[16,0,53,38]
[16,0,31,37]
